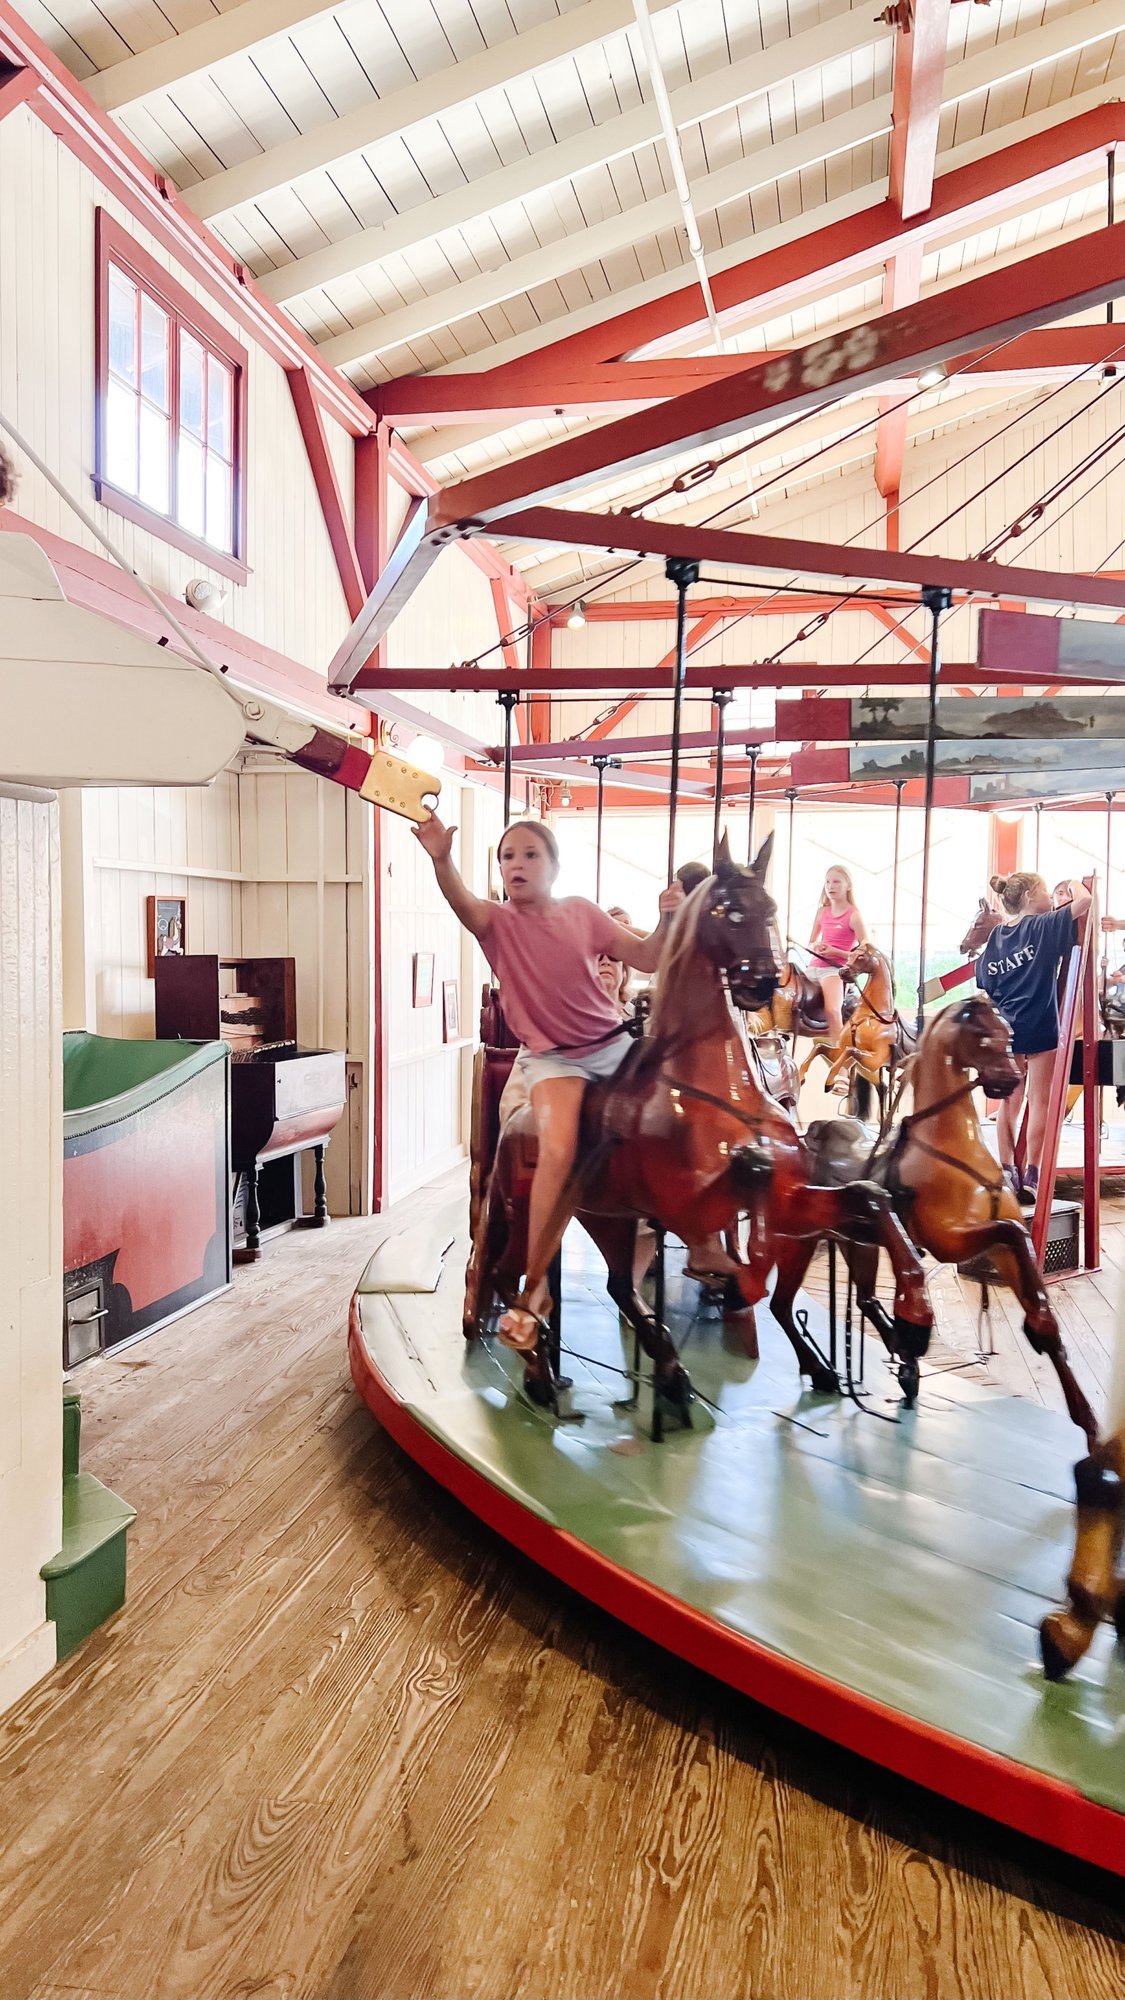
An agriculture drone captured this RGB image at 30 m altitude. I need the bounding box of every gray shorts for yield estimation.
[513,1033,630,1094]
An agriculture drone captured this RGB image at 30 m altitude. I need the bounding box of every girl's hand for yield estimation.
[412,811,456,861]
[658,882,685,918]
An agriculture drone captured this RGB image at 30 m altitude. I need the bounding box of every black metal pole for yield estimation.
[916,585,953,1034]
[665,555,699,885]
[498,689,518,830]
[785,787,797,942]
[712,689,732,868]
[591,754,619,903]
[746,744,760,863]
[890,779,905,975]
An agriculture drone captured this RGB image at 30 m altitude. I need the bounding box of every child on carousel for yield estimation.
[808,864,869,1041]
[413,812,682,1351]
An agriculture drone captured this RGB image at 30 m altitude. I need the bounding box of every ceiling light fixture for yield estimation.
[567,599,587,629]
[917,362,948,391]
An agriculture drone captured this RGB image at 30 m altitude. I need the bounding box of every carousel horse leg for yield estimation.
[584,1215,695,1418]
[768,1235,840,1391]
[949,1221,1100,1447]
[1040,1445,1124,1679]
[840,1239,921,1401]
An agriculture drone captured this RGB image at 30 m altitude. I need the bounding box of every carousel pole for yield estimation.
[712,690,733,869]
[665,555,699,885]
[1034,801,1043,873]
[1104,790,1116,1008]
[592,753,620,903]
[916,585,953,1035]
[745,744,761,864]
[498,689,519,830]
[890,779,905,976]
[784,787,797,943]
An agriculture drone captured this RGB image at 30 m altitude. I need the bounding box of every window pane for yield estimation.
[138,403,170,514]
[105,378,138,493]
[140,296,169,410]
[204,452,233,554]
[180,332,204,438]
[108,265,137,384]
[207,358,233,457]
[178,432,205,537]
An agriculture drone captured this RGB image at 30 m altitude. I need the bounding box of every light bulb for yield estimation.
[917,362,947,391]
[560,788,572,806]
[567,599,587,629]
[405,734,445,777]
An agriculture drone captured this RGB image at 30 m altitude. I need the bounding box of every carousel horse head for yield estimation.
[924,992,1021,1098]
[960,897,996,957]
[844,939,889,984]
[689,830,782,1010]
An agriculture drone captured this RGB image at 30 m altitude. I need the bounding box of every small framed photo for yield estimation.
[412,951,435,1008]
[442,979,460,1042]
[147,895,186,977]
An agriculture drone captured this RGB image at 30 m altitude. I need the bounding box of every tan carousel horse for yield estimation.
[805,993,1101,1433]
[1040,1325,1125,1679]
[798,941,915,1102]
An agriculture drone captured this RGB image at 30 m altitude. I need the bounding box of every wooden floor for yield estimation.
[4,1174,1125,2000]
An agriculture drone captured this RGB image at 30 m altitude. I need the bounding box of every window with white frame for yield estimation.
[96,211,247,580]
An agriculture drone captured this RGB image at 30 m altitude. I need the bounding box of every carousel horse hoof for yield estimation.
[808,1362,839,1395]
[654,1364,695,1427]
[896,1355,920,1408]
[1113,1589,1125,1645]
[891,1315,931,1359]
[1039,1609,1092,1682]
[522,1368,558,1413]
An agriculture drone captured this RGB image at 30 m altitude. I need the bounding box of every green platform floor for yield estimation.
[351,1227,1125,1864]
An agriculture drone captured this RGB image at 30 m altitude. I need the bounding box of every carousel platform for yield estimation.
[348,1226,1125,1877]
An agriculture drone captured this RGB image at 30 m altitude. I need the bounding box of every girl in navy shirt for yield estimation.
[976,870,1090,1203]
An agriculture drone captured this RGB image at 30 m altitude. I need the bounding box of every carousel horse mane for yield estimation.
[648,876,721,1041]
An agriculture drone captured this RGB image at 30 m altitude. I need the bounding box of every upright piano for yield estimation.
[155,955,346,1261]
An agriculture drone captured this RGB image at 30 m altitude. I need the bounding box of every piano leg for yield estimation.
[311,1143,330,1228]
[243,1165,263,1262]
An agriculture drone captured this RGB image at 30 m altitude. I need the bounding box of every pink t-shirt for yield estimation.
[484,897,623,1053]
[811,904,858,967]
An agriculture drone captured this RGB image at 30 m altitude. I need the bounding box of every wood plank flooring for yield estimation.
[3,1169,1125,2000]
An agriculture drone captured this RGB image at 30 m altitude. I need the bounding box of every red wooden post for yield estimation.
[1081,884,1101,1270]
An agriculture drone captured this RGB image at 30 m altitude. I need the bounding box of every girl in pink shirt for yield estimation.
[414,813,679,1350]
[809,865,869,1040]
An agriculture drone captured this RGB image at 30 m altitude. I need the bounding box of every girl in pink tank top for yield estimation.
[809,864,869,1042]
[413,812,679,1353]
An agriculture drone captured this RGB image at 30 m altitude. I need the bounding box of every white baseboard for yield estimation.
[0,1620,56,1717]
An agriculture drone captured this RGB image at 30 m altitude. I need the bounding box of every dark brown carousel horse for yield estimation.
[464,835,934,1414]
[805,994,1100,1433]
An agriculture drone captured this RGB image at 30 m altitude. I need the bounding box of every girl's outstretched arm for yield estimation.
[412,813,494,941]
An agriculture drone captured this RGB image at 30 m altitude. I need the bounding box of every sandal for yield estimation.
[498,1297,551,1353]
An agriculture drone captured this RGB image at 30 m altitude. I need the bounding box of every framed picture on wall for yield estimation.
[146,895,187,977]
[412,951,435,1008]
[442,980,460,1042]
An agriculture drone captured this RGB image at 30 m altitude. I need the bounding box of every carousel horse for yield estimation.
[803,942,916,1105]
[747,950,858,1042]
[464,834,934,1413]
[1039,1325,1125,1680]
[805,995,1100,1436]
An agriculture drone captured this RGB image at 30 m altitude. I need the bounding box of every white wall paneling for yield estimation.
[0,788,62,1716]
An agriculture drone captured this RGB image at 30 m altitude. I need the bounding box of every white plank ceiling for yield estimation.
[16,0,1125,601]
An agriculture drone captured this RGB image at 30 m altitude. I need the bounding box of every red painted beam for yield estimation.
[0,58,37,122]
[486,505,1125,615]
[874,242,925,502]
[493,104,1125,375]
[888,0,953,221]
[350,658,1070,692]
[435,225,1125,527]
[287,369,367,622]
[374,329,1124,425]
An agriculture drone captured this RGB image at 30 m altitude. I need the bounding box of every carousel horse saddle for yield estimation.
[789,970,860,1038]
[749,1031,799,1110]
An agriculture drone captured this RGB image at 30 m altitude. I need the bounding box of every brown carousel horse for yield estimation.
[801,941,915,1104]
[464,834,934,1413]
[1040,1351,1125,1680]
[805,994,1100,1437]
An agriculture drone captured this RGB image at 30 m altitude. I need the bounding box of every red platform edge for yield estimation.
[348,1306,1125,1878]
